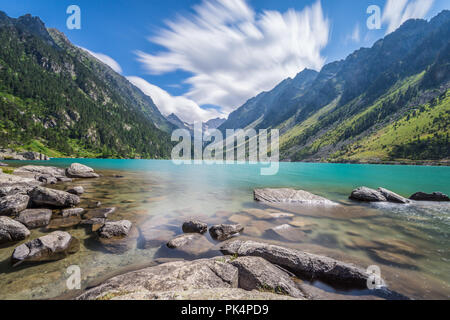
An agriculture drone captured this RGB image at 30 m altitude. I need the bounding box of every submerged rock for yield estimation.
[209,224,244,241]
[61,207,85,218]
[254,188,335,205]
[138,228,176,249]
[0,193,30,215]
[83,207,116,220]
[79,217,106,232]
[0,216,30,244]
[409,192,450,202]
[67,186,85,196]
[349,187,387,202]
[230,256,305,298]
[221,240,371,288]
[29,187,80,208]
[378,188,409,204]
[11,231,80,267]
[15,209,52,229]
[66,163,99,179]
[46,216,81,230]
[167,233,214,257]
[182,220,207,234]
[265,224,308,242]
[98,220,132,239]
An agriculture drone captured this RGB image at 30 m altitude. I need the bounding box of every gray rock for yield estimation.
[77,258,239,300]
[166,233,214,257]
[11,231,80,267]
[0,172,41,188]
[105,288,297,300]
[29,186,80,208]
[79,217,106,232]
[0,162,8,167]
[0,194,30,215]
[254,188,335,204]
[66,163,99,178]
[378,188,409,204]
[230,256,305,298]
[349,187,387,202]
[182,220,207,234]
[409,192,450,202]
[15,209,52,229]
[13,166,66,183]
[0,216,30,244]
[0,185,34,197]
[61,207,85,217]
[265,224,308,242]
[67,186,84,196]
[19,151,50,161]
[98,220,132,239]
[209,224,244,241]
[221,240,371,288]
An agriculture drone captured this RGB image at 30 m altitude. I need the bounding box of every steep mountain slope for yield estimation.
[220,10,450,163]
[0,12,173,158]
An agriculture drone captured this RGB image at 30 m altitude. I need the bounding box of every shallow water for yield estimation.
[0,159,449,300]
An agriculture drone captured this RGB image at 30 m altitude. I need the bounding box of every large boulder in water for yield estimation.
[0,194,30,215]
[209,224,244,241]
[66,163,99,178]
[221,240,371,288]
[230,256,305,298]
[349,187,387,202]
[97,220,132,239]
[29,186,80,208]
[378,188,409,204]
[11,231,79,267]
[409,192,449,202]
[254,188,335,204]
[15,209,52,229]
[182,220,207,234]
[0,216,30,244]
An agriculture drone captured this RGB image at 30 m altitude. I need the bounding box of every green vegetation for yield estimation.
[0,12,173,159]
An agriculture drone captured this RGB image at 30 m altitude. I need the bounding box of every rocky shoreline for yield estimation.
[0,163,449,300]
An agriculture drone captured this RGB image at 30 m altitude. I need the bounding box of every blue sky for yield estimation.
[1,0,448,122]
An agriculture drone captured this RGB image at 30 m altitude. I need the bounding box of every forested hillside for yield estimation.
[219,10,450,164]
[0,12,173,159]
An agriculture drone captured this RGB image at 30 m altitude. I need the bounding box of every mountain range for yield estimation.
[0,10,449,163]
[219,10,450,163]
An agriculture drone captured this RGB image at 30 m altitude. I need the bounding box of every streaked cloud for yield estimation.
[136,0,330,112]
[382,0,434,34]
[127,76,225,123]
[80,47,123,74]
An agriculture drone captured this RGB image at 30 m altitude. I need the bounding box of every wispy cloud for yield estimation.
[127,76,225,123]
[346,23,361,43]
[136,0,330,112]
[80,47,123,74]
[382,0,434,34]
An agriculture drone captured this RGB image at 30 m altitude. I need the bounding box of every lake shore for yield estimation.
[0,160,449,300]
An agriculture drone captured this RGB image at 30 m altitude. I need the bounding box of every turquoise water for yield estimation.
[0,159,449,299]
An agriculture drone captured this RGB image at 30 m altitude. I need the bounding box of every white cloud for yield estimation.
[136,0,330,112]
[80,47,123,74]
[126,76,225,123]
[346,23,361,43]
[382,0,434,34]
